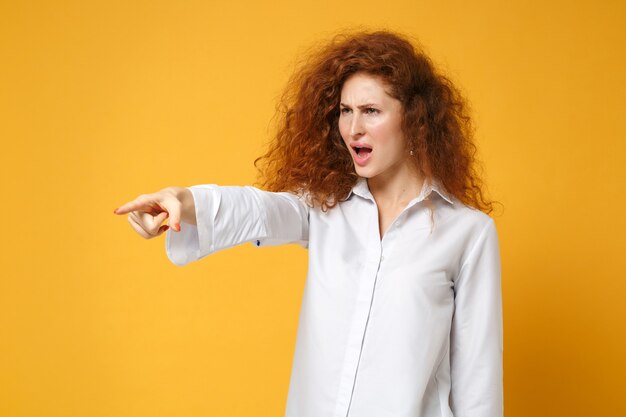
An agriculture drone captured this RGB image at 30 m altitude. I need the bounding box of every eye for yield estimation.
[340,107,351,114]
[365,107,379,114]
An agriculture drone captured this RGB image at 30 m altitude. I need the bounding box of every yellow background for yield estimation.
[1,0,625,416]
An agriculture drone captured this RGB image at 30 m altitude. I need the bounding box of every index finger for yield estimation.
[113,194,163,215]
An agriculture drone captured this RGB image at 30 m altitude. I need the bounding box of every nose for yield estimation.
[350,112,365,138]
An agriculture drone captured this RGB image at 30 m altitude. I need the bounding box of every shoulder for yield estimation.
[436,195,494,232]
[433,197,498,260]
[443,199,499,265]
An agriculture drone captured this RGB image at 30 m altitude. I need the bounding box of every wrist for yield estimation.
[176,187,197,226]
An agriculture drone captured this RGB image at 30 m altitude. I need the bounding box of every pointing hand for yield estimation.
[113,187,190,239]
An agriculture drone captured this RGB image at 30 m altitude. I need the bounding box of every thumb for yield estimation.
[154,210,169,224]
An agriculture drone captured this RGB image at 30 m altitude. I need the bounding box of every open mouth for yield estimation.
[350,143,373,166]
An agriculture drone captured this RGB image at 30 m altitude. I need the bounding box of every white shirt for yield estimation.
[165,176,503,417]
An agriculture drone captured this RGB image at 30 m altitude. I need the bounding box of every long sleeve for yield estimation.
[450,218,503,417]
[165,184,310,266]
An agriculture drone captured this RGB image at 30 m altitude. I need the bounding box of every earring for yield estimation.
[409,149,414,156]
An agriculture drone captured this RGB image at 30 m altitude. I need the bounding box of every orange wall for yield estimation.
[1,1,625,416]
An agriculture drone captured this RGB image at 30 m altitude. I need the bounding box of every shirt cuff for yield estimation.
[165,185,219,266]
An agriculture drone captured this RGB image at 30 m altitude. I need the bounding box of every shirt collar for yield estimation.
[344,176,454,205]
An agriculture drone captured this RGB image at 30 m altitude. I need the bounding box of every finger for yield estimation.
[159,194,182,232]
[131,202,174,229]
[153,211,169,224]
[127,214,152,239]
[130,209,166,225]
[131,210,168,235]
[114,194,159,215]
[145,202,168,216]
[129,211,148,231]
[156,224,170,236]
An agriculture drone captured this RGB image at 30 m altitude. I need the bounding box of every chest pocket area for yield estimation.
[379,261,453,305]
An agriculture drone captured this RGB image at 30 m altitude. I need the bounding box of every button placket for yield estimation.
[334,198,383,417]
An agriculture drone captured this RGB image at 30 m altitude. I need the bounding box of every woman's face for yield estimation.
[338,72,410,181]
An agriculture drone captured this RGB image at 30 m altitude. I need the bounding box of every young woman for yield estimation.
[114,29,503,417]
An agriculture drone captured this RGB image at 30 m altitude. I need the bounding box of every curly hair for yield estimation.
[254,28,496,215]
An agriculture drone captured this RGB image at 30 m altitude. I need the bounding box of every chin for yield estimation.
[354,166,377,179]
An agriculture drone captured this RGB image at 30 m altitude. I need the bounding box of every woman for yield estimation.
[114,29,503,417]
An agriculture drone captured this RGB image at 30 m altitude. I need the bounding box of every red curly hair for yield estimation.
[254,28,496,215]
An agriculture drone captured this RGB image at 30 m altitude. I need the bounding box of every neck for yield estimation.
[367,160,424,208]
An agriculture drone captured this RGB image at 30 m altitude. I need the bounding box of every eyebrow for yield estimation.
[339,102,379,109]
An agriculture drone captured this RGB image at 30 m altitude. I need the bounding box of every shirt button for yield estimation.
[381,255,385,261]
